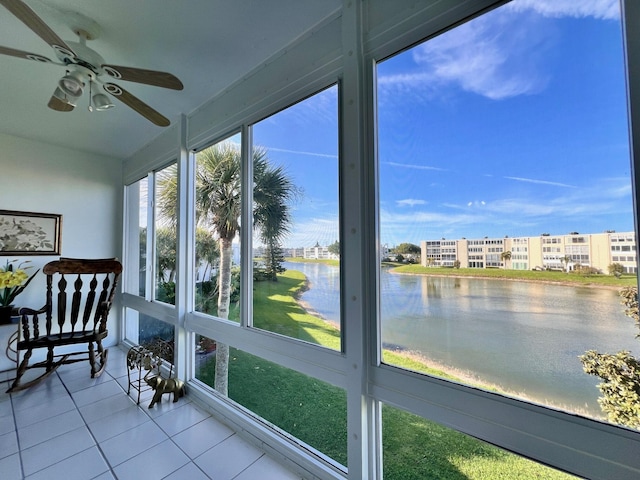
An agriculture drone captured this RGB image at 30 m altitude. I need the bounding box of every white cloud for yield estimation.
[504,176,577,188]
[397,199,426,207]
[379,176,632,243]
[505,0,619,20]
[266,147,337,159]
[383,161,446,171]
[409,8,550,100]
[379,0,618,102]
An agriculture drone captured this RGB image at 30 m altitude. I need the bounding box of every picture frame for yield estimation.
[0,210,62,256]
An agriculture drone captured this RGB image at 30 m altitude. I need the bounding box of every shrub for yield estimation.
[609,263,624,278]
[580,286,640,428]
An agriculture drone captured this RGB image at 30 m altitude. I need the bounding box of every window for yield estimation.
[377,0,636,430]
[194,337,347,466]
[124,308,175,347]
[116,1,640,477]
[382,404,578,479]
[251,86,340,350]
[193,134,243,321]
[124,177,148,298]
[154,163,178,305]
[124,170,177,348]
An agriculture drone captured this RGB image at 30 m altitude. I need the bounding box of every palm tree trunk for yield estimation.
[214,236,232,396]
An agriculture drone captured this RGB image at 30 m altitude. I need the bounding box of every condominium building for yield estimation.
[303,242,339,260]
[420,232,637,273]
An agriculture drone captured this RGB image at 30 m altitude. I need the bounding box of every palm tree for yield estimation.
[194,142,296,395]
[253,156,296,280]
[500,250,511,269]
[157,143,296,395]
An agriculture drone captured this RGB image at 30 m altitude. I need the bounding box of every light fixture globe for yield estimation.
[52,86,77,107]
[92,92,114,111]
[58,70,86,97]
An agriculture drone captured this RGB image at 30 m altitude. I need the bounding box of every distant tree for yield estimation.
[426,257,435,267]
[560,255,571,272]
[453,260,461,269]
[396,253,405,263]
[263,243,286,280]
[328,240,340,257]
[580,287,640,429]
[395,243,421,255]
[608,263,624,278]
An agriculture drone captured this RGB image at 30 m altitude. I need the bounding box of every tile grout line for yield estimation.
[58,367,121,479]
[8,390,26,479]
[107,356,213,480]
[73,357,196,478]
[230,452,267,480]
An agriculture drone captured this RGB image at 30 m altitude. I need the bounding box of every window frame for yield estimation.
[367,1,640,478]
[119,1,640,478]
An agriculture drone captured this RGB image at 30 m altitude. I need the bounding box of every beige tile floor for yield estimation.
[0,346,302,480]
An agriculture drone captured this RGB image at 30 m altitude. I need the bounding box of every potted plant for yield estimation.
[0,259,39,324]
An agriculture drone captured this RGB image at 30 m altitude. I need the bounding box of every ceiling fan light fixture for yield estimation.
[58,70,85,97]
[92,92,114,111]
[52,86,77,107]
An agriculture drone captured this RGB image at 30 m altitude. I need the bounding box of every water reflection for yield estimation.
[286,262,638,417]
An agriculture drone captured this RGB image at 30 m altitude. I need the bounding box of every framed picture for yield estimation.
[0,210,62,256]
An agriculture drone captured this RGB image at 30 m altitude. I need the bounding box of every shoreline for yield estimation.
[290,266,607,420]
[298,292,603,419]
[390,268,631,291]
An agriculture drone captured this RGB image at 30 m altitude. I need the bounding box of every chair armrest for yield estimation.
[18,305,47,316]
[17,305,47,342]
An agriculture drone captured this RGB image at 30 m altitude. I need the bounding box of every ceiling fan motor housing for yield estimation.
[55,41,105,73]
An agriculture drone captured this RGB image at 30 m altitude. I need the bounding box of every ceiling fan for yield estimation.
[0,0,183,126]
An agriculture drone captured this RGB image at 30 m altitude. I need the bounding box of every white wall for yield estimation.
[0,133,124,348]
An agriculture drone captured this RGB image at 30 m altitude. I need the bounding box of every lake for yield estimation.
[285,261,639,418]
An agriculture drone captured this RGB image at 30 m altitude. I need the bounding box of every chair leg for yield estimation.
[7,348,33,393]
[90,341,108,378]
[7,349,69,393]
[46,346,55,372]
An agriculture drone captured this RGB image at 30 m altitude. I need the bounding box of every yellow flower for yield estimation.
[0,260,39,307]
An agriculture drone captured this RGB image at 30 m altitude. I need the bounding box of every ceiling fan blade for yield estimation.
[48,95,75,112]
[0,0,75,54]
[0,45,51,62]
[103,83,170,127]
[102,64,183,90]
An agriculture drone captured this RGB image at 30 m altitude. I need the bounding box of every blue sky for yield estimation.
[254,0,632,249]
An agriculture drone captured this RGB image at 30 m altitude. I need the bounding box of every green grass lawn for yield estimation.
[393,264,637,287]
[197,268,579,479]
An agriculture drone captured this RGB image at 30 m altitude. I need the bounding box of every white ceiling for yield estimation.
[0,0,341,159]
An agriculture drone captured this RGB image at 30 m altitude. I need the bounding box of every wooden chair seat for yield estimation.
[16,329,108,349]
[7,258,122,393]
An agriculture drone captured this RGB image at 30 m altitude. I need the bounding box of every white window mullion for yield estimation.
[175,114,193,380]
[342,0,376,478]
[146,171,155,302]
[241,125,253,329]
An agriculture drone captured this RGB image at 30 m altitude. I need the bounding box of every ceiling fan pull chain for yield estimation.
[88,79,93,112]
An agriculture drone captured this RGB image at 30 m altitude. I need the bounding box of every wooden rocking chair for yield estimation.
[7,258,123,393]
